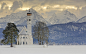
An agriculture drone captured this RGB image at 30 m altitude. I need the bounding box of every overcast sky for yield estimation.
[0,0,86,18]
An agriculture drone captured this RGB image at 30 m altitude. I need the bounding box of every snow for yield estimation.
[49,10,78,24]
[77,16,86,23]
[0,45,86,54]
[0,8,51,29]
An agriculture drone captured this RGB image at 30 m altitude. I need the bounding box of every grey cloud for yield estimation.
[1,3,6,10]
[0,0,3,2]
[0,2,7,12]
[11,1,23,11]
[38,0,66,5]
[22,0,34,2]
[5,6,9,10]
[0,0,14,2]
[32,5,37,8]
[38,0,86,6]
[1,0,86,7]
[46,6,52,9]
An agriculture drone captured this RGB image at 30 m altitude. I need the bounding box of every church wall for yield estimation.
[19,34,33,45]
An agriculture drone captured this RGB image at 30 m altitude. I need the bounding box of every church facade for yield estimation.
[17,9,33,45]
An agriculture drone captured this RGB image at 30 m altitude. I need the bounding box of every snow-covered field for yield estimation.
[0,45,86,54]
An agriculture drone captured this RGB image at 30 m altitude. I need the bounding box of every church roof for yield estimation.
[19,26,28,35]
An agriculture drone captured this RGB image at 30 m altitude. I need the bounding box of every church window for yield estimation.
[29,19,31,21]
[23,37,25,39]
[26,42,27,44]
[23,42,25,44]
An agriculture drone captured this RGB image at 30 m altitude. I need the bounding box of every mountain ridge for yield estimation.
[77,16,86,23]
[48,22,86,44]
[0,8,51,29]
[49,10,78,24]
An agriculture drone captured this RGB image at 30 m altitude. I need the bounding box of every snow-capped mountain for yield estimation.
[77,16,86,23]
[49,10,78,24]
[0,8,86,44]
[0,8,51,29]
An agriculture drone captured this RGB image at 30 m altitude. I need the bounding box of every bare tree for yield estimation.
[33,21,49,45]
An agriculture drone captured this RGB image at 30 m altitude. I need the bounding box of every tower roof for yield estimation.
[27,9,32,16]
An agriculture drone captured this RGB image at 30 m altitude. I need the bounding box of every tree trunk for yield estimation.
[11,38,13,47]
[38,38,41,45]
[42,41,43,45]
[11,32,13,47]
[41,36,43,45]
[11,43,13,47]
[39,41,41,45]
[39,36,41,45]
[38,38,40,45]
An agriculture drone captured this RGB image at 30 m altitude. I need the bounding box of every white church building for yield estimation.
[17,9,33,45]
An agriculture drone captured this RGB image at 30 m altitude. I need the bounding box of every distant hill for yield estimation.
[48,22,86,44]
[1,22,86,44]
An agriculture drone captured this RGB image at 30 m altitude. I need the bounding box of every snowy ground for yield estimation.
[0,45,86,54]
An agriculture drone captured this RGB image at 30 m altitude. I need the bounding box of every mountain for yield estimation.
[77,16,86,23]
[0,9,86,44]
[49,10,78,24]
[1,21,86,44]
[48,22,86,44]
[0,8,51,39]
[0,8,51,29]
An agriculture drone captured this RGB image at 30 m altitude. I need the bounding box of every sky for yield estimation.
[0,0,86,18]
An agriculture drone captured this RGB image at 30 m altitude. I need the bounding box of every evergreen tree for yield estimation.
[33,21,49,45]
[1,23,19,47]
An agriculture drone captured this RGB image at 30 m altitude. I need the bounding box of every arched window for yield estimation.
[26,42,27,44]
[23,37,25,39]
[23,42,25,44]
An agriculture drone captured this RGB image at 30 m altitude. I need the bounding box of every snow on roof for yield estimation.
[19,26,28,35]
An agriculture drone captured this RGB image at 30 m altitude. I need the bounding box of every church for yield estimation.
[17,9,33,45]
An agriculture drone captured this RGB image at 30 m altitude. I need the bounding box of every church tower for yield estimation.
[27,9,33,45]
[17,9,33,45]
[27,9,32,36]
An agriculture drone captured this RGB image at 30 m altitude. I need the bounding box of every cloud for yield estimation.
[0,2,7,12]
[22,0,34,2]
[1,3,6,10]
[0,0,86,18]
[39,0,86,6]
[0,0,3,2]
[11,1,23,11]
